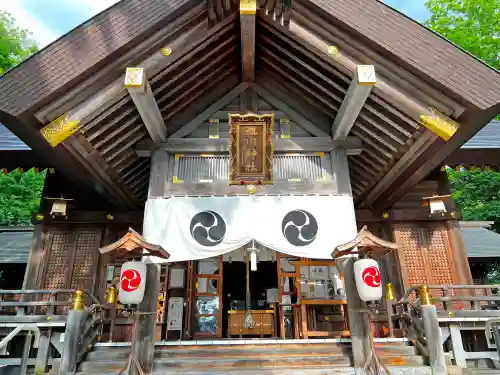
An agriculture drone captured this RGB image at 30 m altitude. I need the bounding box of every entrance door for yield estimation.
[192,257,223,338]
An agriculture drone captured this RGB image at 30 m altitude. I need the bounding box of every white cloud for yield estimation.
[1,0,58,47]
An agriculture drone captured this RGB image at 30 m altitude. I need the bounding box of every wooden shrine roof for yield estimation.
[0,0,498,210]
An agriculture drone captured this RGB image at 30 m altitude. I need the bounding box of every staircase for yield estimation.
[62,340,430,375]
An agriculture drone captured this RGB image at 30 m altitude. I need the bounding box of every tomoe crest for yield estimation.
[281,209,318,246]
[190,211,226,247]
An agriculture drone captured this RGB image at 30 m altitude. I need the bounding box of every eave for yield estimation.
[0,0,497,210]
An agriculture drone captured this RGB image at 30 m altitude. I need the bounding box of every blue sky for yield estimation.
[1,0,430,48]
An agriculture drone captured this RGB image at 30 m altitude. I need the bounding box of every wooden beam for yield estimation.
[332,65,376,141]
[35,5,208,123]
[355,208,461,223]
[250,83,329,137]
[135,136,363,156]
[372,105,500,210]
[358,131,438,208]
[161,180,345,197]
[240,0,256,81]
[125,68,166,143]
[169,83,250,138]
[261,11,461,136]
[31,210,143,224]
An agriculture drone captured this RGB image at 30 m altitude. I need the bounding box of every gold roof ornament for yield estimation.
[419,107,458,141]
[240,0,256,14]
[40,112,81,147]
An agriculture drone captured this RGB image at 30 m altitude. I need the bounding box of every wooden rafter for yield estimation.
[99,228,170,260]
[125,67,166,143]
[250,83,329,137]
[35,5,208,123]
[135,136,363,156]
[332,65,376,141]
[169,83,249,138]
[260,11,461,134]
[240,0,256,81]
[332,225,398,258]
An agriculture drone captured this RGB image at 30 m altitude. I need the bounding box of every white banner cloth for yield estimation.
[143,195,357,262]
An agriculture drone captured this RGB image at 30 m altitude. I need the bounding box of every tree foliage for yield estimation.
[448,169,500,283]
[0,11,38,75]
[0,170,45,226]
[425,0,500,70]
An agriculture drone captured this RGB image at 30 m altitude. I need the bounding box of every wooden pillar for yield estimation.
[338,257,370,370]
[34,330,51,375]
[130,260,160,375]
[59,310,89,374]
[148,150,170,199]
[331,148,369,370]
[22,224,46,290]
[421,304,447,375]
[330,149,352,196]
[447,220,473,285]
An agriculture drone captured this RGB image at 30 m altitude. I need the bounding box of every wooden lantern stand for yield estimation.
[332,226,399,375]
[99,228,169,375]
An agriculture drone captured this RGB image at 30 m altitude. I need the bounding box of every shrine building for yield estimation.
[0,0,499,374]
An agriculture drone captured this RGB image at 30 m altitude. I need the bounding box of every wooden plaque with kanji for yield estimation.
[228,113,274,184]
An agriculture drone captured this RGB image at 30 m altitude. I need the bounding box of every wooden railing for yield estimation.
[0,289,109,375]
[391,284,500,371]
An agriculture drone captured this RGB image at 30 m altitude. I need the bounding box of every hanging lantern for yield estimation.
[119,261,147,305]
[250,251,257,271]
[354,258,382,302]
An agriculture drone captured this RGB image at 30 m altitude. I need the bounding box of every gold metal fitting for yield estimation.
[160,47,172,56]
[106,214,114,221]
[35,213,44,221]
[385,282,396,301]
[247,184,257,195]
[72,289,85,311]
[419,284,432,305]
[382,212,390,219]
[105,286,118,305]
[328,45,339,56]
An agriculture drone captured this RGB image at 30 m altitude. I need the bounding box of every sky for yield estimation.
[1,0,431,48]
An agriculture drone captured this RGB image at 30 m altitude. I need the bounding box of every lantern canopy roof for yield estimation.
[332,225,398,258]
[99,227,170,260]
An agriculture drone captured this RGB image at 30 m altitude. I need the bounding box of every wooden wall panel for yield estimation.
[393,224,428,288]
[70,229,102,291]
[392,222,465,292]
[40,230,74,290]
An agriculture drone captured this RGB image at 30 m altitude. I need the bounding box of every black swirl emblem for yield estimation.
[190,211,226,247]
[282,210,318,246]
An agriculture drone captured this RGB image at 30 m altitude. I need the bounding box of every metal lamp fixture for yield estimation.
[422,194,451,216]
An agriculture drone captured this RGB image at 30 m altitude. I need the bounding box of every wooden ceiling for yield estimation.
[0,0,498,210]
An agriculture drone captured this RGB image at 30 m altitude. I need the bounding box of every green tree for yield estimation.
[0,169,45,226]
[448,169,500,283]
[0,11,38,75]
[425,0,500,70]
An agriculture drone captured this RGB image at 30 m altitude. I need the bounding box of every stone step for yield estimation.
[463,369,500,375]
[86,344,417,361]
[74,366,432,375]
[80,355,353,372]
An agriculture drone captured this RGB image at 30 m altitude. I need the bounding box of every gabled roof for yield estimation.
[0,124,30,151]
[460,222,500,259]
[462,121,500,149]
[0,226,33,264]
[0,0,498,209]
